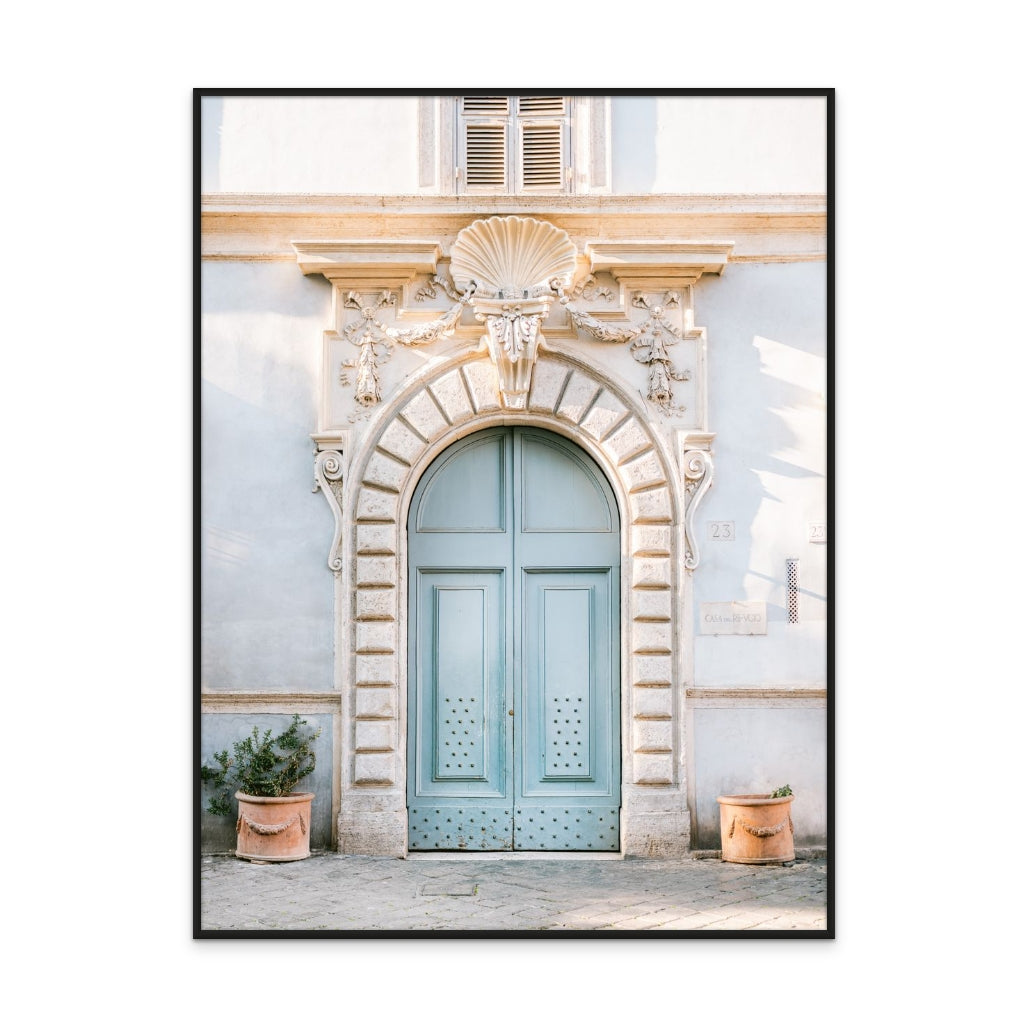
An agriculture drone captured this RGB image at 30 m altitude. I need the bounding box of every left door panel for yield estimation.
[408,570,513,850]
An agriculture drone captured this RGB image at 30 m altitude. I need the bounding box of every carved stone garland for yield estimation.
[553,284,692,412]
[323,216,718,574]
[340,288,474,408]
[334,216,697,415]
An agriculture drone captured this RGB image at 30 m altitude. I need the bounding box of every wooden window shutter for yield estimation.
[521,122,564,189]
[465,123,508,189]
[458,95,570,194]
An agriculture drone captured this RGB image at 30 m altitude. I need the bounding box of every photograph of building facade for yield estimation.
[199,92,830,860]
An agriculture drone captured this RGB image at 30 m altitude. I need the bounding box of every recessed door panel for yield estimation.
[520,433,612,533]
[416,433,506,532]
[422,575,503,788]
[408,427,620,851]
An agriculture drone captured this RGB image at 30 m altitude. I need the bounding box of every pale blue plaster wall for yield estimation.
[201,262,335,690]
[692,260,828,686]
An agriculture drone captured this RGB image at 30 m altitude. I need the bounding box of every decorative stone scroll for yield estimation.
[312,433,346,573]
[682,432,715,571]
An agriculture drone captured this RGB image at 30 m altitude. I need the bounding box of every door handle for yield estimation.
[508,709,514,716]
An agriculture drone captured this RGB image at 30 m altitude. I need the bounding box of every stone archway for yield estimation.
[339,350,691,857]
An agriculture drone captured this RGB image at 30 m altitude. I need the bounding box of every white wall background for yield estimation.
[202,94,826,195]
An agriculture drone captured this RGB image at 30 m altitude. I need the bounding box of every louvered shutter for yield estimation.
[465,124,508,189]
[521,122,564,190]
[458,96,570,194]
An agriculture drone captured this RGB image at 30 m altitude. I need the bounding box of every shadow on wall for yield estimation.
[611,96,658,193]
[694,263,827,617]
[687,263,828,848]
[201,380,335,690]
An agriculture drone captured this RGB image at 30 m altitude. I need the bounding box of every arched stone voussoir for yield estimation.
[352,353,679,535]
[340,351,689,856]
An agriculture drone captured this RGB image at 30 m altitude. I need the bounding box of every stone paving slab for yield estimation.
[198,853,829,935]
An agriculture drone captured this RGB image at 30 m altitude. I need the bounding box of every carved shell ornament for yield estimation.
[450,217,578,409]
[450,216,577,298]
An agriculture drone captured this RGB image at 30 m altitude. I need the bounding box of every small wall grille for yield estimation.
[786,559,800,624]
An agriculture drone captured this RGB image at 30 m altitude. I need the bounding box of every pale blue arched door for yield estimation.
[408,427,621,851]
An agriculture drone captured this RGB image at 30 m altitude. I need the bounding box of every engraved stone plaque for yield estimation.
[699,601,768,636]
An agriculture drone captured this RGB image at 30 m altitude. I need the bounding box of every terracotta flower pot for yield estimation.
[234,792,314,862]
[717,793,795,864]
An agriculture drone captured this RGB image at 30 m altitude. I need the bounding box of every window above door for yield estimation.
[458,95,572,194]
[417,95,610,195]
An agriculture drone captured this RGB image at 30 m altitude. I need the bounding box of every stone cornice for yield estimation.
[293,240,441,281]
[586,242,733,281]
[202,193,826,263]
[201,691,342,713]
[202,192,826,214]
[685,688,827,709]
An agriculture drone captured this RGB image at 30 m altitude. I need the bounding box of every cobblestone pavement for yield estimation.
[198,853,829,935]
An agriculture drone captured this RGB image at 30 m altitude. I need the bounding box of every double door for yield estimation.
[407,427,620,851]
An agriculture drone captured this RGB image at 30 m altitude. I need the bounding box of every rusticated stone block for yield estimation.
[429,371,474,425]
[603,418,653,465]
[621,451,667,493]
[630,486,672,523]
[378,417,426,465]
[632,654,673,686]
[357,556,397,587]
[556,372,600,424]
[579,388,629,441]
[631,525,672,557]
[356,524,397,555]
[355,720,395,752]
[355,654,396,685]
[633,718,673,753]
[528,359,569,413]
[633,620,673,654]
[632,589,672,621]
[632,752,674,785]
[355,685,396,719]
[363,451,409,492]
[462,359,502,412]
[356,588,397,621]
[633,685,673,719]
[356,486,398,523]
[353,752,396,785]
[402,389,449,440]
[356,621,396,654]
[632,556,671,589]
